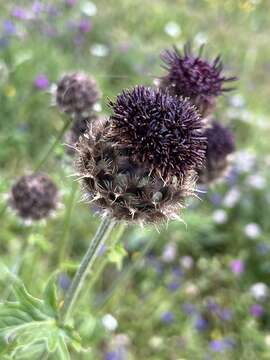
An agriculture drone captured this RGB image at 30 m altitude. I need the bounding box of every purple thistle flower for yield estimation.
[250,304,264,318]
[108,86,207,180]
[160,44,236,116]
[34,74,49,90]
[161,311,175,324]
[230,259,245,276]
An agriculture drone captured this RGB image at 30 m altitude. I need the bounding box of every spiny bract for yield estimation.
[159,44,236,116]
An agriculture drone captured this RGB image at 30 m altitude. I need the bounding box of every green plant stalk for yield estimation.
[58,181,78,265]
[34,118,70,172]
[84,223,126,299]
[61,216,115,324]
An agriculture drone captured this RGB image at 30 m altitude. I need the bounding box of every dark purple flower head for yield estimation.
[10,173,59,221]
[160,44,236,116]
[56,72,101,116]
[198,121,235,184]
[230,259,245,275]
[108,86,206,180]
[34,74,49,90]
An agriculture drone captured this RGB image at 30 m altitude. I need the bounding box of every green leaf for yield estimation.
[43,273,59,317]
[107,243,127,270]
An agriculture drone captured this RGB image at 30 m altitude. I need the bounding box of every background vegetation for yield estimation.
[1,0,270,359]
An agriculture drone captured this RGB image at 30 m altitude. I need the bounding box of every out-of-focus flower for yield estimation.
[209,338,235,352]
[182,302,197,315]
[244,223,262,239]
[256,242,270,255]
[102,314,118,331]
[223,187,240,208]
[184,283,199,297]
[250,304,264,318]
[250,283,268,301]
[195,315,208,331]
[160,311,175,324]
[164,21,181,37]
[161,242,177,263]
[90,43,109,57]
[194,32,208,46]
[218,308,233,321]
[167,280,180,292]
[66,0,77,7]
[209,193,222,206]
[58,273,71,291]
[148,336,164,349]
[11,7,28,20]
[78,18,92,33]
[3,20,16,35]
[230,93,245,108]
[180,255,194,270]
[246,174,266,189]
[212,209,228,224]
[80,1,97,16]
[34,74,49,90]
[230,259,245,275]
[265,334,270,347]
[234,150,256,173]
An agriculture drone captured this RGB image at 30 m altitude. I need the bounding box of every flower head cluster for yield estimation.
[56,72,101,116]
[75,86,206,223]
[10,173,59,221]
[198,121,235,184]
[159,44,236,116]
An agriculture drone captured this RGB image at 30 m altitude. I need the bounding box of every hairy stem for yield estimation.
[61,216,115,323]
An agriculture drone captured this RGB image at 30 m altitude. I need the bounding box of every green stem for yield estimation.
[58,181,78,265]
[84,223,126,298]
[34,119,70,172]
[61,216,115,324]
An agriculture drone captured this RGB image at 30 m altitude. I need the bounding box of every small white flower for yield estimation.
[230,94,245,108]
[250,283,268,301]
[161,242,177,263]
[244,223,262,239]
[102,314,118,331]
[80,1,97,16]
[184,282,199,297]
[90,43,109,57]
[246,174,266,189]
[265,334,270,347]
[180,255,194,270]
[149,336,163,349]
[235,150,256,173]
[164,22,181,38]
[194,32,208,46]
[223,188,241,208]
[212,209,228,224]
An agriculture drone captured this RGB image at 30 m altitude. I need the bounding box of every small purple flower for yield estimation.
[3,20,16,35]
[11,7,27,20]
[66,0,77,6]
[58,273,71,291]
[161,311,175,324]
[207,300,220,313]
[32,1,44,15]
[167,280,180,292]
[34,74,49,90]
[104,351,118,360]
[195,315,208,331]
[230,259,245,276]
[218,308,233,321]
[79,19,92,33]
[182,302,197,315]
[250,304,264,318]
[98,244,107,256]
[209,338,234,353]
[209,193,222,206]
[172,266,183,278]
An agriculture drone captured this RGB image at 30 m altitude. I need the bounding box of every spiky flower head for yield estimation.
[198,121,235,184]
[10,173,60,221]
[56,72,101,116]
[160,44,236,116]
[107,86,206,180]
[75,86,207,224]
